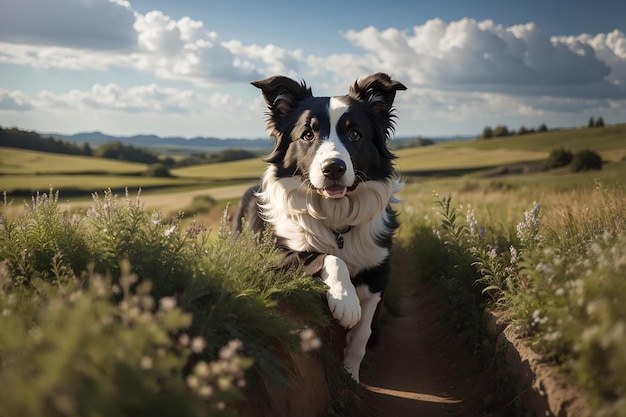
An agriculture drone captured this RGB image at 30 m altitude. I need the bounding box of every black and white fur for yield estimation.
[232,73,406,382]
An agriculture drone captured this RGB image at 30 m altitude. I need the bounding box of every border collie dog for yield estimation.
[232,73,406,382]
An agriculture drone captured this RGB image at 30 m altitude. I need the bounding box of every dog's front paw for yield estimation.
[321,256,361,329]
[326,285,361,329]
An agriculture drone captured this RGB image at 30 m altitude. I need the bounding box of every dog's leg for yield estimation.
[321,255,361,329]
[343,285,381,382]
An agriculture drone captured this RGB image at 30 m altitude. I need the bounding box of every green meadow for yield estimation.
[1,124,626,415]
[4,124,624,200]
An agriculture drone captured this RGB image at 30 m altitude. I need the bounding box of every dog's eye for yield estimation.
[348,129,362,141]
[301,131,315,142]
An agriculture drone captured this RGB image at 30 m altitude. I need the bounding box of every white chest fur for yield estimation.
[257,167,402,276]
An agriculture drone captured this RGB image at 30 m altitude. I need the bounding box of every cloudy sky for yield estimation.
[1,0,625,139]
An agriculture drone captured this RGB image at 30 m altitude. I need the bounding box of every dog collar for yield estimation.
[332,226,354,249]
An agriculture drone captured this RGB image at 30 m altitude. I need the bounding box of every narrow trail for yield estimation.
[360,250,497,417]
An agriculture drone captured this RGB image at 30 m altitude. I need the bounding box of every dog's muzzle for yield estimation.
[318,158,349,199]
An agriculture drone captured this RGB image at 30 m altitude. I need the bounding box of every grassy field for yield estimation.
[3,124,624,195]
[2,124,625,224]
[0,147,145,174]
[457,124,626,155]
[1,125,626,415]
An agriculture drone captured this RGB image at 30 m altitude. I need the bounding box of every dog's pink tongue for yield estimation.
[322,185,347,199]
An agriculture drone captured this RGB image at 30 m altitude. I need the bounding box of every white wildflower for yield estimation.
[300,328,322,352]
[186,375,200,389]
[509,245,518,264]
[194,361,210,378]
[198,385,214,399]
[191,336,206,353]
[159,296,177,311]
[140,356,153,370]
[219,339,243,360]
[517,201,542,243]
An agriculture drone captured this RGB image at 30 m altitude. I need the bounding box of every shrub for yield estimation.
[544,147,574,170]
[0,262,250,417]
[571,149,603,172]
[410,183,626,414]
[0,189,357,416]
[144,163,173,177]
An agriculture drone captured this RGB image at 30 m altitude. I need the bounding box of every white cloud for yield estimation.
[0,84,263,138]
[132,11,262,85]
[0,89,33,111]
[0,1,624,137]
[342,19,625,99]
[223,41,304,78]
[34,83,212,113]
[556,30,626,88]
[0,0,137,50]
[0,1,270,84]
[0,42,132,70]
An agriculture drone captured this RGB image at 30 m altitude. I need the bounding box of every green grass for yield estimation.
[400,164,626,414]
[1,124,625,415]
[395,145,546,175]
[0,174,205,194]
[172,158,266,180]
[0,190,358,417]
[453,124,626,156]
[0,146,146,174]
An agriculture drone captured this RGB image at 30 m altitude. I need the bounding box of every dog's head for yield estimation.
[252,73,406,199]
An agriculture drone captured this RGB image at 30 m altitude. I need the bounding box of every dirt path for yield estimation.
[360,251,496,417]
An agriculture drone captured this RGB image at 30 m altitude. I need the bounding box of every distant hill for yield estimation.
[47,131,272,153]
[46,131,473,153]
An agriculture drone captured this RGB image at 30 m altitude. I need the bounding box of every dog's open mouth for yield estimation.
[318,184,347,199]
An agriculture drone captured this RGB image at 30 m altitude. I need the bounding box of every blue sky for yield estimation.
[0,0,625,139]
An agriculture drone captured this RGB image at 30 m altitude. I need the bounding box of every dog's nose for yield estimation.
[321,158,346,179]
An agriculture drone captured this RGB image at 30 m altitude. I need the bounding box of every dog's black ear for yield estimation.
[349,73,407,113]
[251,76,312,120]
[350,73,407,159]
[252,76,312,163]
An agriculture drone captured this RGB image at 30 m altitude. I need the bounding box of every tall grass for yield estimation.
[0,189,357,417]
[404,180,626,415]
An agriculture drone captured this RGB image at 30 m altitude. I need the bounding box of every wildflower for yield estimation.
[178,333,190,347]
[465,208,479,238]
[517,201,542,243]
[164,225,176,237]
[509,245,518,264]
[217,375,232,391]
[140,356,153,370]
[219,339,243,360]
[194,361,210,378]
[185,222,207,239]
[198,385,214,399]
[159,296,177,311]
[186,375,200,389]
[531,309,548,326]
[300,328,322,352]
[536,262,554,276]
[191,336,206,353]
[543,331,561,342]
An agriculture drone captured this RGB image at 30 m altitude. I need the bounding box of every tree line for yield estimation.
[479,116,607,140]
[0,126,258,166]
[479,123,548,139]
[0,126,93,156]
